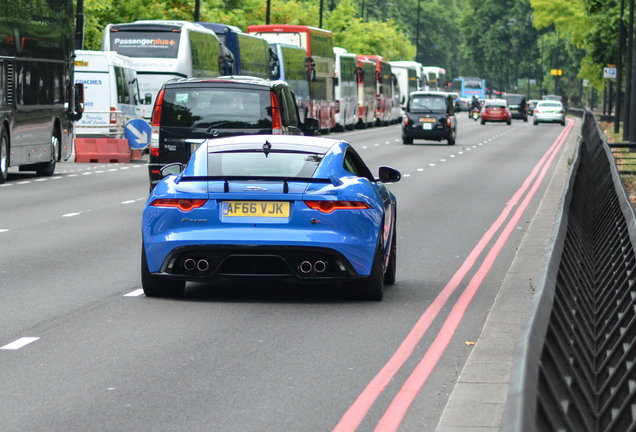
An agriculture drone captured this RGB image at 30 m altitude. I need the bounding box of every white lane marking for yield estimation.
[417,168,424,171]
[362,146,368,149]
[108,169,118,172]
[132,165,141,168]
[63,213,80,218]
[458,151,464,154]
[50,176,61,180]
[479,143,483,146]
[1,337,39,350]
[35,179,47,182]
[0,184,11,187]
[394,139,400,142]
[95,171,105,174]
[450,155,456,158]
[0,229,8,233]
[67,174,78,177]
[374,144,379,147]
[120,167,130,170]
[124,289,144,297]
[403,174,411,177]
[441,159,446,162]
[122,200,136,204]
[82,172,92,175]
[429,163,436,166]
[17,181,31,184]
[385,141,390,144]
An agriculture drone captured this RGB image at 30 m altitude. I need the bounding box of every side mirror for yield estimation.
[145,93,152,105]
[303,117,320,135]
[74,83,85,114]
[378,166,401,183]
[160,163,185,178]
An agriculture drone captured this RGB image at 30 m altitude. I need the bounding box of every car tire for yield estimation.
[36,128,58,177]
[480,120,485,125]
[561,121,566,126]
[384,217,397,285]
[141,244,185,298]
[357,239,384,301]
[507,120,511,125]
[533,121,538,126]
[0,127,8,184]
[447,136,455,145]
[402,136,413,145]
[524,116,528,122]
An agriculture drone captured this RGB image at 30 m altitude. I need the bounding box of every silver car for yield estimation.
[533,101,565,126]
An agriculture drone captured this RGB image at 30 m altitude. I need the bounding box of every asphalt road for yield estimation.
[0,116,572,432]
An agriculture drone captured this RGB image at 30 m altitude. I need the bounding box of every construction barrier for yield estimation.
[74,138,131,163]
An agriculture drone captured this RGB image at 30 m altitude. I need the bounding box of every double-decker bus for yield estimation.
[101,21,226,121]
[452,76,486,99]
[356,58,376,129]
[423,66,446,91]
[0,0,84,183]
[196,23,271,79]
[248,24,336,133]
[357,55,393,126]
[261,34,310,123]
[333,47,358,131]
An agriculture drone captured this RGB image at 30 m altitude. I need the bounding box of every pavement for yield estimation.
[434,117,581,432]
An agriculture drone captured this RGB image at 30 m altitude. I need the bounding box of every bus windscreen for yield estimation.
[464,79,483,89]
[110,32,181,58]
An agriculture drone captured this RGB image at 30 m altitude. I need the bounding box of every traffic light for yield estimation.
[551,69,563,76]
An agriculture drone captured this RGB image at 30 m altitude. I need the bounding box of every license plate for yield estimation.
[423,123,433,130]
[491,109,501,113]
[75,60,88,67]
[511,110,518,113]
[222,201,290,217]
[419,117,436,122]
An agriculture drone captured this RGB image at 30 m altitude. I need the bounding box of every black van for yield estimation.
[148,76,319,188]
[502,94,528,122]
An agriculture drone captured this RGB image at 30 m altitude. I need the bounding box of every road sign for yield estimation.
[125,119,151,150]
[604,67,617,79]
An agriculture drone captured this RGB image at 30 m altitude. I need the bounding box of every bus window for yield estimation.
[0,61,3,104]
[237,34,269,79]
[110,31,181,58]
[190,31,222,78]
[115,67,130,103]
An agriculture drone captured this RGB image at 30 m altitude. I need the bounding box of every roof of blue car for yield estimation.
[203,135,342,154]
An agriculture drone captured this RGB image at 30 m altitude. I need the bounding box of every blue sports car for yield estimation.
[141,135,400,300]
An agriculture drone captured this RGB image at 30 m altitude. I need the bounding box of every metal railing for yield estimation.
[503,110,636,432]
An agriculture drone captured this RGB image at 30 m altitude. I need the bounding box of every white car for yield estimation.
[533,101,565,126]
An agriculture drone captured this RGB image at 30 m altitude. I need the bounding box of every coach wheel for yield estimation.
[0,127,8,184]
[36,128,58,177]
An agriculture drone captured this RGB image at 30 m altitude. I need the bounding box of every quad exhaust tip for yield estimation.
[184,258,196,271]
[299,261,313,274]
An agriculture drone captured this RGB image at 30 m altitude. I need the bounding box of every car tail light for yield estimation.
[535,108,540,114]
[150,89,165,157]
[334,100,340,114]
[110,107,117,124]
[559,109,564,114]
[304,200,372,213]
[403,115,409,126]
[446,116,452,127]
[150,199,207,212]
[271,91,282,134]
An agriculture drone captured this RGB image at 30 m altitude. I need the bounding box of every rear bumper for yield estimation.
[402,126,452,140]
[481,114,510,122]
[151,245,362,282]
[534,114,565,123]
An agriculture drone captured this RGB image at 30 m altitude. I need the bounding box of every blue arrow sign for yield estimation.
[125,119,151,149]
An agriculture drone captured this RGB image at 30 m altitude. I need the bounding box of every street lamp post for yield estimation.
[415,0,421,61]
[615,0,625,133]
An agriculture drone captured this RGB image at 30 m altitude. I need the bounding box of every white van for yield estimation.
[74,50,144,138]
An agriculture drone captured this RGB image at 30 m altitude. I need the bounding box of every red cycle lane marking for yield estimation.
[373,119,574,432]
[331,121,574,432]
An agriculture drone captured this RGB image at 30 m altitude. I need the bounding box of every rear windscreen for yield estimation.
[409,96,446,112]
[208,152,323,177]
[161,88,272,129]
[110,31,180,58]
[503,95,523,105]
[538,102,561,108]
[486,102,506,108]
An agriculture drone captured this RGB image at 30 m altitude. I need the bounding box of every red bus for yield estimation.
[356,58,376,129]
[357,55,393,126]
[247,24,336,133]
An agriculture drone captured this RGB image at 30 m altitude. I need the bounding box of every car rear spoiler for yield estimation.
[178,176,340,193]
